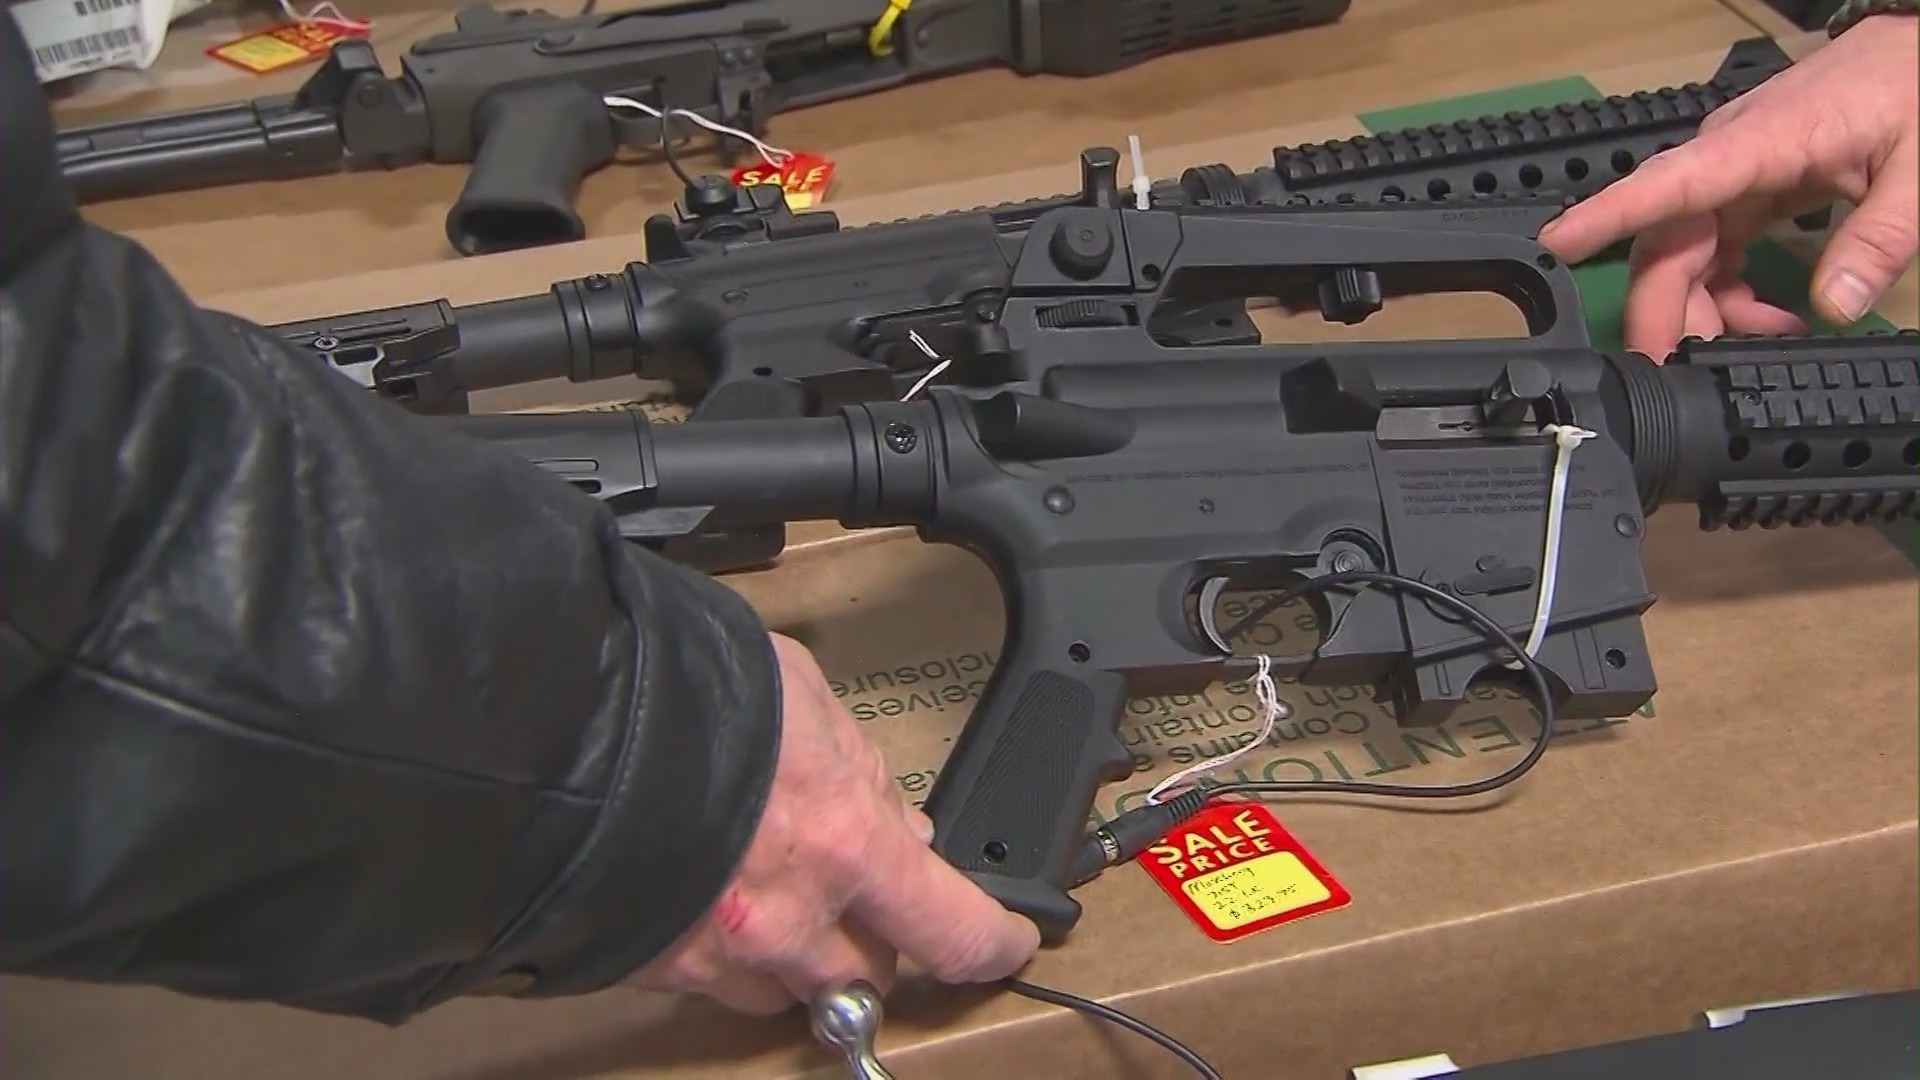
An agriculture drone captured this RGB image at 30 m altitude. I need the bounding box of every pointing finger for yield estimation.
[1622,214,1721,357]
[1681,283,1727,349]
[1714,292,1810,338]
[1710,277,1809,338]
[1692,192,1812,339]
[769,917,898,1003]
[846,816,1040,984]
[1540,129,1774,264]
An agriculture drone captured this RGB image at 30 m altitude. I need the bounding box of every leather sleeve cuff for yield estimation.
[427,540,783,1007]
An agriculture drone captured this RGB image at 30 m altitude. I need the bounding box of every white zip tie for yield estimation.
[898,330,950,400]
[1127,134,1152,210]
[1507,423,1598,666]
[1145,654,1291,804]
[602,95,793,168]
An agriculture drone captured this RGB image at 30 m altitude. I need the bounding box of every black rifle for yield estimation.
[436,196,1920,938]
[53,0,1349,255]
[263,37,1806,575]
[1351,991,1920,1080]
[262,36,1800,419]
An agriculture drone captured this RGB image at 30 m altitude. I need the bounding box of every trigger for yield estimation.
[1196,576,1234,654]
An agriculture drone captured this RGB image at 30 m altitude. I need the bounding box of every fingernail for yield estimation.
[1821,269,1874,323]
[909,810,935,845]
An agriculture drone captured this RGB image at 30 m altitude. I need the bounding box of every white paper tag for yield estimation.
[138,0,210,67]
[10,0,149,83]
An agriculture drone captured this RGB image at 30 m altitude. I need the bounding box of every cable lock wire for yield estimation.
[1144,424,1596,801]
[602,95,795,171]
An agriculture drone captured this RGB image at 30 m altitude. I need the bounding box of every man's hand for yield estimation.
[1538,14,1918,357]
[624,633,1040,1015]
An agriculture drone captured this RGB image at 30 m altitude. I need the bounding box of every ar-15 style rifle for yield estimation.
[436,193,1920,939]
[53,0,1349,255]
[260,37,1808,574]
[264,37,1798,414]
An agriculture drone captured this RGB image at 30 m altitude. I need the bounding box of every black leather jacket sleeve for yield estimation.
[0,17,780,1024]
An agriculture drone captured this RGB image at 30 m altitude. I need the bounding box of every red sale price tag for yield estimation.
[1136,803,1350,943]
[730,151,837,209]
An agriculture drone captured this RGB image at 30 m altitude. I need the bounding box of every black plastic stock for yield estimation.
[54,36,398,204]
[55,100,346,203]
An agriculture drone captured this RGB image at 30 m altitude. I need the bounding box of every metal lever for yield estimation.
[810,981,896,1079]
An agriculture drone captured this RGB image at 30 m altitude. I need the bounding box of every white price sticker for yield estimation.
[9,0,148,83]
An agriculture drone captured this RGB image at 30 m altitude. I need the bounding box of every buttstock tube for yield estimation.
[448,294,577,390]
[648,417,860,524]
[444,409,861,520]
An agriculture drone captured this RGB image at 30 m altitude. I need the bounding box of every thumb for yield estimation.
[1813,155,1919,327]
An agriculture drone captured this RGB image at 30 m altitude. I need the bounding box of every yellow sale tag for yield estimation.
[208,23,357,74]
[1181,851,1332,931]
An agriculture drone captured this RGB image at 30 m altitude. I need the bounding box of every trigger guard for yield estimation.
[1195,576,1234,654]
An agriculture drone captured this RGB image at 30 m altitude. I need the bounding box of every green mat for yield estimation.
[1359,77,1919,565]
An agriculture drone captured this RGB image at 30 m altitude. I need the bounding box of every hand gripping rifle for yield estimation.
[436,196,1920,941]
[53,0,1349,255]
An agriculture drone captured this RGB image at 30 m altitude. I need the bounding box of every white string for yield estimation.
[601,95,793,168]
[278,0,369,29]
[1145,654,1291,804]
[898,330,950,400]
[1506,423,1598,666]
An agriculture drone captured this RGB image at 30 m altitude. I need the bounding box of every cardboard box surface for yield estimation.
[6,27,1918,1080]
[57,0,1765,297]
